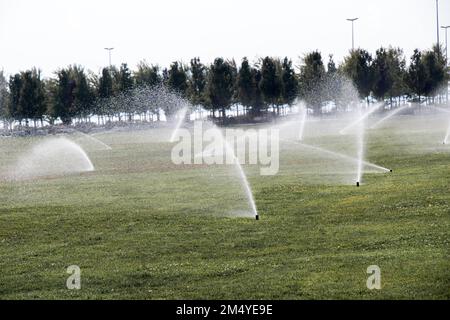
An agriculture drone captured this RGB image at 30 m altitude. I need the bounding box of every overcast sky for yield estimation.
[1,0,449,77]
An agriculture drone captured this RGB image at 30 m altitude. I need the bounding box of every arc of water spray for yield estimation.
[427,106,450,144]
[339,103,383,135]
[213,127,259,220]
[444,118,450,145]
[170,107,188,143]
[73,130,112,150]
[281,139,391,173]
[355,107,365,186]
[370,105,411,129]
[298,106,308,141]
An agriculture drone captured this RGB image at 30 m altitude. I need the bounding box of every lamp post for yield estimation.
[346,18,358,51]
[436,0,440,46]
[104,48,114,68]
[441,26,450,65]
[441,25,450,102]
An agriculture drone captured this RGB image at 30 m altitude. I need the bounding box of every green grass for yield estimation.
[0,115,449,299]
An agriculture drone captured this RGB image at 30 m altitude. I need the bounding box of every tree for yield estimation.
[0,71,10,125]
[115,63,134,93]
[18,69,46,127]
[206,58,235,120]
[236,57,255,113]
[280,57,298,108]
[52,68,75,124]
[134,61,161,88]
[372,47,393,101]
[251,67,265,116]
[98,67,114,99]
[298,51,326,114]
[341,49,374,104]
[70,65,95,120]
[327,55,337,74]
[188,57,207,106]
[407,49,427,101]
[8,74,23,123]
[167,61,188,96]
[422,45,446,100]
[259,57,282,115]
[386,47,408,103]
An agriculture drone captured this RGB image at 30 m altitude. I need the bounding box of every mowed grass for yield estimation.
[0,114,449,299]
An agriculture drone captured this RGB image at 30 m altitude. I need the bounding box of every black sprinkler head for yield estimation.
[255,215,259,221]
[390,169,393,172]
[356,181,360,187]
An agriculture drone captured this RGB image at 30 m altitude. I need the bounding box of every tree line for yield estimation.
[0,45,448,128]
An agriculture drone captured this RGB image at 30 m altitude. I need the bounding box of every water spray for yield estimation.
[281,139,391,173]
[370,105,411,129]
[170,106,189,143]
[339,103,383,135]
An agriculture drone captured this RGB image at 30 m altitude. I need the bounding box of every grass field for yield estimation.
[0,114,449,299]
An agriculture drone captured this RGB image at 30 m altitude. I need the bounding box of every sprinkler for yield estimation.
[255,214,259,220]
[390,169,393,172]
[356,181,360,187]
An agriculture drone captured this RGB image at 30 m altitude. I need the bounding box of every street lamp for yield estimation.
[104,48,114,68]
[441,25,450,102]
[436,0,440,46]
[346,18,358,51]
[441,26,450,66]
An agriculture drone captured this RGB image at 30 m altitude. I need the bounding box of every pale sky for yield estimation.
[1,0,449,78]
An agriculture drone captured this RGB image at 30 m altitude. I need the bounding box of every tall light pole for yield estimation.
[346,18,358,51]
[436,0,440,46]
[441,25,450,102]
[441,26,450,65]
[104,47,114,68]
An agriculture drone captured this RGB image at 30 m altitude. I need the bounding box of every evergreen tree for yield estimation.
[8,74,23,123]
[280,57,298,107]
[251,67,265,116]
[372,47,393,101]
[407,49,427,101]
[167,62,188,96]
[53,68,75,124]
[237,57,255,112]
[72,66,95,119]
[0,71,10,123]
[342,49,374,103]
[259,57,282,115]
[98,67,114,98]
[135,61,161,87]
[188,57,207,106]
[116,63,134,93]
[299,51,326,114]
[422,45,446,98]
[206,58,235,119]
[18,69,46,126]
[327,55,337,74]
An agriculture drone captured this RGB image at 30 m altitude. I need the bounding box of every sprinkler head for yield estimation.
[255,215,259,221]
[389,169,393,172]
[356,181,360,187]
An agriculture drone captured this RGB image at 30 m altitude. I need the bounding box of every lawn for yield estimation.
[0,114,449,299]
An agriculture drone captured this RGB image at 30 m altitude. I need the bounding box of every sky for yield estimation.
[1,0,449,77]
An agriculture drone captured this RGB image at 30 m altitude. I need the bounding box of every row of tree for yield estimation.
[0,45,448,127]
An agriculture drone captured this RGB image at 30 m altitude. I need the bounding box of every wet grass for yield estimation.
[0,115,449,299]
